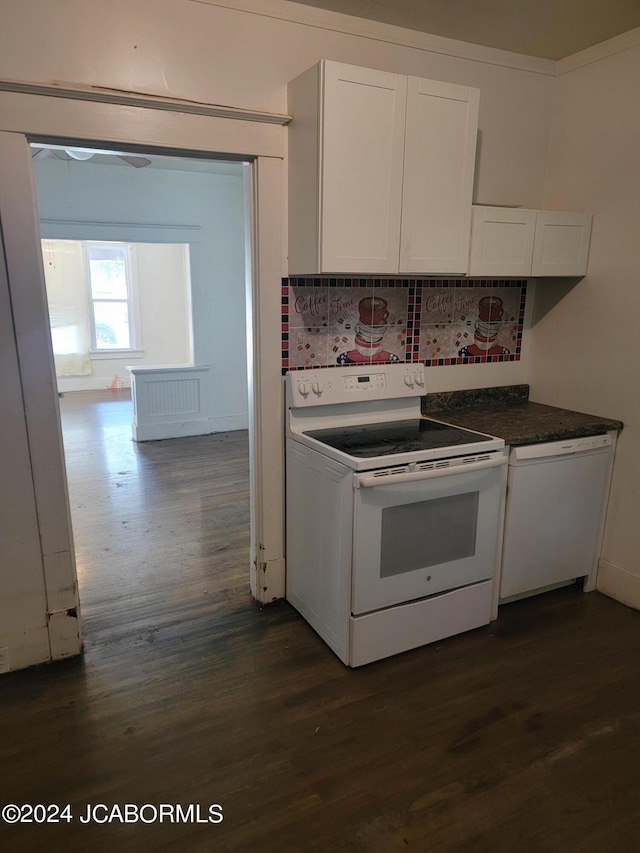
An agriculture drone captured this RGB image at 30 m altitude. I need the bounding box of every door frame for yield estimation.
[0,89,287,668]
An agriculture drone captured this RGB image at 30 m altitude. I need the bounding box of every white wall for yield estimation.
[136,243,191,369]
[530,43,640,605]
[0,0,554,212]
[33,157,248,428]
[43,240,191,392]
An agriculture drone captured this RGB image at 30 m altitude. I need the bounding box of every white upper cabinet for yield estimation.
[469,207,537,277]
[531,211,592,276]
[288,61,479,276]
[469,206,592,277]
[320,62,407,274]
[400,77,479,274]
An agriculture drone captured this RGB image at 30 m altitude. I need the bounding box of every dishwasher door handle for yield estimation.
[356,454,507,488]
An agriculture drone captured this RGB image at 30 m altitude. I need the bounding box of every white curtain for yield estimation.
[41,239,92,376]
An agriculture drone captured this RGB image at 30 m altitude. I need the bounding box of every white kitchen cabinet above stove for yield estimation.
[288,60,479,276]
[468,206,592,277]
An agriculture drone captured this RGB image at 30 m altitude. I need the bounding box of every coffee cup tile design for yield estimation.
[284,281,526,370]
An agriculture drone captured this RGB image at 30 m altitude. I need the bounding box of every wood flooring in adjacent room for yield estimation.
[1,390,640,852]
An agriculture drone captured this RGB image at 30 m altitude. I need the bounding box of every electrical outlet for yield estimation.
[0,647,10,675]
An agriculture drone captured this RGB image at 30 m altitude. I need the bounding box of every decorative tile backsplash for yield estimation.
[282,278,527,373]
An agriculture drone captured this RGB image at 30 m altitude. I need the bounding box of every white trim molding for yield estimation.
[190,0,640,79]
[0,88,286,674]
[40,219,203,232]
[0,90,285,160]
[0,78,291,125]
[597,558,640,610]
[2,1,638,94]
[556,25,640,75]
[189,0,556,76]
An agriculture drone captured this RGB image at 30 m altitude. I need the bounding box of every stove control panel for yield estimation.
[287,364,427,407]
[343,373,386,392]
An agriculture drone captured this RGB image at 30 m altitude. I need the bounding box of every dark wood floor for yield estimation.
[1,391,640,852]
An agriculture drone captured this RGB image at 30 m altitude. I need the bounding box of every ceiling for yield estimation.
[285,0,640,60]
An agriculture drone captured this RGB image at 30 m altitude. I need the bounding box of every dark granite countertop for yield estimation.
[422,385,623,446]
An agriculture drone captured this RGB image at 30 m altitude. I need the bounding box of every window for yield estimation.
[86,242,135,350]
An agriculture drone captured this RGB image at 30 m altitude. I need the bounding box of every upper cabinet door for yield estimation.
[468,206,537,277]
[400,78,479,274]
[288,61,480,276]
[320,62,407,274]
[531,211,592,276]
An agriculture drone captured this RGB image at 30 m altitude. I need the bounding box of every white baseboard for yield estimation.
[48,610,82,659]
[0,618,82,673]
[132,415,248,442]
[132,418,211,441]
[597,558,640,610]
[0,625,51,673]
[207,414,248,433]
[257,556,286,603]
[58,377,131,392]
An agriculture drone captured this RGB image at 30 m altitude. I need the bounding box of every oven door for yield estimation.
[352,454,506,615]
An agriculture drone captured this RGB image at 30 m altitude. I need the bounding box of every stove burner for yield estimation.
[304,418,493,459]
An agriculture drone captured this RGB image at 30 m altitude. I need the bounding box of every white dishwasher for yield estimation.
[500,433,615,601]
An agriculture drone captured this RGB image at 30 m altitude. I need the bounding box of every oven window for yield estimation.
[380,492,479,577]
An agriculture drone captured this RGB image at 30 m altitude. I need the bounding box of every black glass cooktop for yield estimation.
[304,418,494,458]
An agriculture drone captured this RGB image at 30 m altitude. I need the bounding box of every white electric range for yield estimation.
[285,363,507,667]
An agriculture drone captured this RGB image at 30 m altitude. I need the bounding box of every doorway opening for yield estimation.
[31,144,255,654]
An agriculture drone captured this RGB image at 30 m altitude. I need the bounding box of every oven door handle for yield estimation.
[356,455,507,488]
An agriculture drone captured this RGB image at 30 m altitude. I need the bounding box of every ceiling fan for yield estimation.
[31,144,151,168]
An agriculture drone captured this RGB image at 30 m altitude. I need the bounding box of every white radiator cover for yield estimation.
[127,364,214,441]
